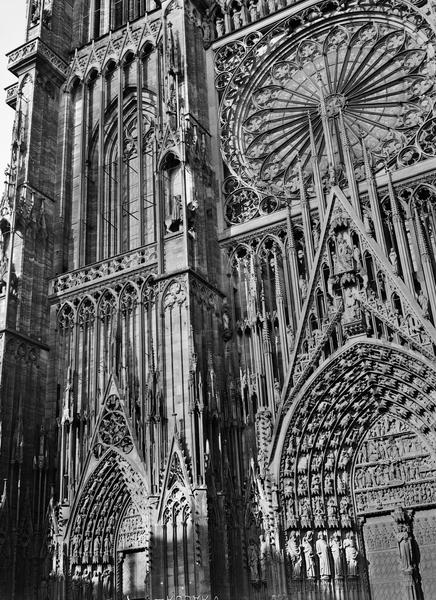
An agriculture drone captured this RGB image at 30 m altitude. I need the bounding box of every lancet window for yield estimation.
[161,487,194,597]
[67,50,157,268]
[112,0,147,29]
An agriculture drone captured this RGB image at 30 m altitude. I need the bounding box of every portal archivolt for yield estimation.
[67,449,150,594]
[274,339,436,598]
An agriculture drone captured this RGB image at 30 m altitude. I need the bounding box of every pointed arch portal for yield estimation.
[273,339,436,600]
[68,448,150,599]
[66,376,150,600]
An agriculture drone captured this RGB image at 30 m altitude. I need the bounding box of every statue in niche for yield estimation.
[187,190,198,237]
[42,0,53,28]
[91,571,100,600]
[248,1,258,21]
[232,7,242,29]
[316,532,331,578]
[0,254,8,294]
[335,233,353,273]
[417,289,429,317]
[31,0,41,24]
[327,498,339,528]
[83,534,91,563]
[363,210,372,234]
[103,534,111,562]
[353,244,363,272]
[71,569,82,600]
[286,324,295,350]
[273,379,281,409]
[247,541,260,581]
[216,17,225,36]
[343,286,359,321]
[302,531,316,578]
[299,274,308,300]
[165,194,182,234]
[330,532,344,578]
[343,532,359,576]
[82,569,92,600]
[62,366,73,425]
[286,531,302,579]
[102,566,114,600]
[71,534,81,561]
[389,248,399,275]
[397,529,414,572]
[222,299,232,341]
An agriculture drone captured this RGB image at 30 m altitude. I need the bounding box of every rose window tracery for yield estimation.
[220,17,436,199]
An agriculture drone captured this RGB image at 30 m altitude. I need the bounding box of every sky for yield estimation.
[0,2,27,177]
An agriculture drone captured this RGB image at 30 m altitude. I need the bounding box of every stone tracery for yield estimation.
[218,0,436,227]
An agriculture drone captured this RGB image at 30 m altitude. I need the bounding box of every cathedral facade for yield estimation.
[1,0,436,598]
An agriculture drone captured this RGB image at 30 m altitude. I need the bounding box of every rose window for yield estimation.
[220,17,436,198]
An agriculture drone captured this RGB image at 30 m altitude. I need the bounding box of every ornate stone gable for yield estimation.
[157,431,193,522]
[91,375,143,466]
[279,185,436,418]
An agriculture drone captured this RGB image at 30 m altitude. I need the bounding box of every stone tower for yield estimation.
[1,0,436,598]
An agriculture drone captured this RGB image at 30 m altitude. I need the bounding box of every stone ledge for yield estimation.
[7,38,69,79]
[49,244,158,298]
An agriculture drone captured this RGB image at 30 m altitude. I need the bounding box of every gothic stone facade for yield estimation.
[1,0,436,598]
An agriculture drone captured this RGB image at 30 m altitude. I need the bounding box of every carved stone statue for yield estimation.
[102,566,114,600]
[31,0,41,24]
[397,529,415,572]
[91,571,100,600]
[286,531,302,579]
[216,17,225,36]
[82,569,92,600]
[344,532,359,576]
[335,233,353,273]
[0,255,8,294]
[389,248,399,275]
[302,531,316,578]
[316,532,331,578]
[417,289,429,317]
[268,381,279,413]
[330,532,343,578]
[71,569,82,600]
[299,274,308,300]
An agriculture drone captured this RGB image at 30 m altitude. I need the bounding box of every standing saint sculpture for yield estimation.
[316,532,331,579]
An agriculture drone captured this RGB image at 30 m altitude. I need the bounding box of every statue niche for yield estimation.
[162,153,183,235]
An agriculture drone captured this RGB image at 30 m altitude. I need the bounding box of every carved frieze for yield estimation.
[50,246,157,297]
[354,415,436,514]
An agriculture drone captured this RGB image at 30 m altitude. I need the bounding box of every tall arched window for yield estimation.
[112,0,146,29]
